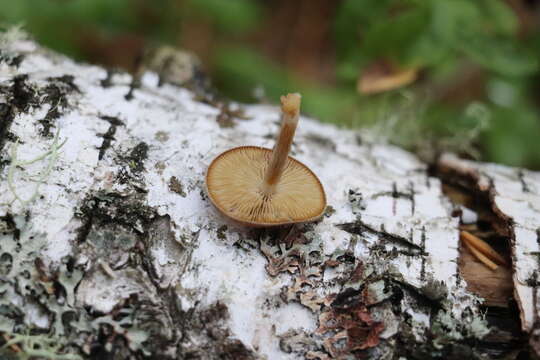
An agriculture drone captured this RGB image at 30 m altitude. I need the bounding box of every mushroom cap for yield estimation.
[206,146,326,226]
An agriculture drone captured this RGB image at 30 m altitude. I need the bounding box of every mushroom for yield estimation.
[206,93,326,227]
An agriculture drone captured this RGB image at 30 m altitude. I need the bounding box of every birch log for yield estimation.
[438,154,540,356]
[0,31,538,359]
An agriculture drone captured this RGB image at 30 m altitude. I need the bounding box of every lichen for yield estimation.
[0,215,84,358]
[260,213,490,359]
[2,332,82,360]
[5,130,66,207]
[1,187,247,359]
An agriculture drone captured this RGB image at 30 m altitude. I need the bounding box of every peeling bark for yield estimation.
[438,153,540,357]
[0,32,539,359]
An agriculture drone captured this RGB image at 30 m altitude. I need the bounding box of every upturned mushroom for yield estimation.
[206,93,326,227]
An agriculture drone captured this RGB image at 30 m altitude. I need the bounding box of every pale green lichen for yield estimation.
[2,332,82,360]
[0,211,160,358]
[0,215,83,358]
[6,130,66,207]
[0,25,27,48]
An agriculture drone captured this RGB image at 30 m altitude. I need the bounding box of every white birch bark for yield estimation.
[439,153,540,355]
[0,31,537,359]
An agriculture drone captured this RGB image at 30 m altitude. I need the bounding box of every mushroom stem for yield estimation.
[262,93,301,195]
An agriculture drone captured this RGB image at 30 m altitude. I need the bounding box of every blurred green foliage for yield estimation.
[1,0,539,168]
[0,0,179,56]
[189,0,261,33]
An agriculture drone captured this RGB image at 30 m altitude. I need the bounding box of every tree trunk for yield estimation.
[0,31,538,359]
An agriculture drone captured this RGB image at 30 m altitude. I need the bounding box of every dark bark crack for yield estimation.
[433,158,527,358]
[97,115,124,160]
[338,220,425,254]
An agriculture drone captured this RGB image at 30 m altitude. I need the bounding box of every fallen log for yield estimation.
[0,30,538,359]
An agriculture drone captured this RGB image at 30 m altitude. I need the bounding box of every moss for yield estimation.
[127,142,149,173]
[37,76,80,138]
[217,225,228,241]
[77,191,155,235]
[168,176,186,197]
[115,142,150,185]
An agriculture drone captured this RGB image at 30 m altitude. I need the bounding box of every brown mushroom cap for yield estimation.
[206,146,326,226]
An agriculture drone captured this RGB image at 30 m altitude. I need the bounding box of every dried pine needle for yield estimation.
[461,231,507,266]
[463,237,499,271]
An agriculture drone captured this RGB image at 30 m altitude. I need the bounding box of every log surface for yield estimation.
[0,31,538,359]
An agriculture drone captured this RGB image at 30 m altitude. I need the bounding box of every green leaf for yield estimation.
[214,46,291,101]
[404,31,452,67]
[458,31,538,76]
[477,0,518,35]
[189,0,261,34]
[214,46,358,125]
[430,0,536,76]
[483,105,540,167]
[362,7,430,62]
[431,0,481,44]
[333,0,397,81]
